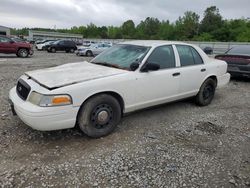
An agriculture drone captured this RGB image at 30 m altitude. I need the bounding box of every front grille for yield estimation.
[16,79,31,100]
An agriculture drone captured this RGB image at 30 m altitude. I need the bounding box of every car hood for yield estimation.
[25,61,127,89]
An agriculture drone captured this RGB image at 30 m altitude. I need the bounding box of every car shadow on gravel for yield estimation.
[0,55,32,58]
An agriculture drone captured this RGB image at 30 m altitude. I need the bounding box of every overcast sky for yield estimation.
[0,0,249,29]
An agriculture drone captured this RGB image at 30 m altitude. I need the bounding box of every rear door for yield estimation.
[174,45,207,95]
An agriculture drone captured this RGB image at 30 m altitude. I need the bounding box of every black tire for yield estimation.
[17,48,29,58]
[51,48,56,53]
[78,94,121,138]
[195,78,216,106]
[86,50,93,57]
[70,48,75,53]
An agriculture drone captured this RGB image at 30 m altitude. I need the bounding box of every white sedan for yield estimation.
[36,40,56,50]
[76,43,112,56]
[9,41,230,138]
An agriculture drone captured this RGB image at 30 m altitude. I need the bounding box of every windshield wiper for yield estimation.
[92,62,122,69]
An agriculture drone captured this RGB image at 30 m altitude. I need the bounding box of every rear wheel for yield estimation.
[17,48,29,58]
[78,94,121,138]
[70,48,75,53]
[195,78,216,106]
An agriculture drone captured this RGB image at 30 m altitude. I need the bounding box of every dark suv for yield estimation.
[47,40,77,53]
[0,36,33,58]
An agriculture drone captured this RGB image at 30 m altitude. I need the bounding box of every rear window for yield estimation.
[227,46,250,56]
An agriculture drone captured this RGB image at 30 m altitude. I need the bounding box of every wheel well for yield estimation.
[208,75,218,87]
[86,50,92,54]
[76,91,125,125]
[17,47,29,52]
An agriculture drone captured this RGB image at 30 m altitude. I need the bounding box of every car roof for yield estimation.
[120,40,189,47]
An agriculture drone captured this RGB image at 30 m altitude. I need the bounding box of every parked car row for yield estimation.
[0,34,249,79]
[34,39,113,55]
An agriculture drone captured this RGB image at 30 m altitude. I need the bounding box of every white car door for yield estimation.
[133,45,180,109]
[174,45,207,96]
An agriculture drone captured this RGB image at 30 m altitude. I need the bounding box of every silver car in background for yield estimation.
[76,43,112,57]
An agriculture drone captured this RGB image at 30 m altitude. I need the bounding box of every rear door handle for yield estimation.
[172,72,180,77]
[201,68,206,72]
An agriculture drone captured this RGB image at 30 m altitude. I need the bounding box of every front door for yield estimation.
[0,37,15,53]
[134,45,180,109]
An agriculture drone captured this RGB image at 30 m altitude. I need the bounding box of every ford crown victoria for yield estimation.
[9,41,230,138]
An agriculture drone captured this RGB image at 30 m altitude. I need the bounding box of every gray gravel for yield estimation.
[0,51,250,187]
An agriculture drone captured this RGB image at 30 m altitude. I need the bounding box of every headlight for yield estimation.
[28,92,72,107]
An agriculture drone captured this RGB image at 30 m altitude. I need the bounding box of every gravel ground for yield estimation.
[0,51,249,187]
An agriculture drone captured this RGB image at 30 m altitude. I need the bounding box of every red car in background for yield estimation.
[0,36,33,58]
[215,45,250,78]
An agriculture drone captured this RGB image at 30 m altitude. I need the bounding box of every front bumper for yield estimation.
[76,50,86,56]
[9,87,79,131]
[29,49,34,55]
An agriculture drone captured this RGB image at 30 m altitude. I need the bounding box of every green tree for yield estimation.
[200,6,223,34]
[157,20,174,40]
[135,17,161,39]
[174,11,200,40]
[121,20,135,39]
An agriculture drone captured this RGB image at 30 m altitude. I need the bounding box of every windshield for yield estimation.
[53,40,61,44]
[11,38,25,42]
[91,44,150,70]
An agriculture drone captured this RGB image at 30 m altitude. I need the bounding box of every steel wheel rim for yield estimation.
[203,84,214,100]
[91,104,113,129]
[21,50,27,57]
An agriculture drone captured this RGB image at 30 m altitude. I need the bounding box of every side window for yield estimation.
[190,47,204,65]
[176,45,204,66]
[0,37,10,43]
[59,41,64,45]
[147,45,176,69]
[176,45,195,66]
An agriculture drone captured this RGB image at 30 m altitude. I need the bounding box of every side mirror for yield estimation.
[130,62,140,71]
[141,62,160,72]
[10,40,15,44]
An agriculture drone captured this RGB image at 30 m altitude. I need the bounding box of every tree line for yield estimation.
[11,6,250,42]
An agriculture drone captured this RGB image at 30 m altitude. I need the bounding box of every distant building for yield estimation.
[0,25,11,36]
[28,30,83,41]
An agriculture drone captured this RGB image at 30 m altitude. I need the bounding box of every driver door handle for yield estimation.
[201,68,206,72]
[172,72,180,77]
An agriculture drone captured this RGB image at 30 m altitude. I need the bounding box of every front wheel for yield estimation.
[17,48,29,58]
[195,78,216,106]
[51,48,56,53]
[86,50,93,57]
[78,94,121,138]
